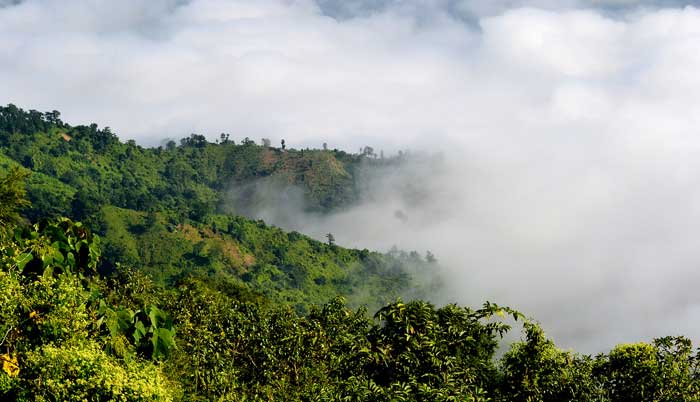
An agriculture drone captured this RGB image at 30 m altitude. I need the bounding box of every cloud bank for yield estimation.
[3,0,700,352]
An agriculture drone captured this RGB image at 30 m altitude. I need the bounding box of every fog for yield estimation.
[232,142,700,352]
[3,0,700,352]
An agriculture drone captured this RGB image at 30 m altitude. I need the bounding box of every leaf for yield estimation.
[152,327,177,359]
[106,313,120,337]
[158,327,176,350]
[134,320,147,344]
[148,306,164,329]
[16,252,32,270]
[66,251,75,267]
[51,249,64,264]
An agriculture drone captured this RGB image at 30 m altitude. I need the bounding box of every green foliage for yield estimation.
[602,342,661,401]
[0,213,699,402]
[498,321,604,401]
[0,215,176,400]
[0,218,102,350]
[653,336,700,401]
[162,280,524,402]
[97,302,176,360]
[20,343,175,401]
[96,205,421,312]
[0,104,426,313]
[357,300,516,401]
[593,337,700,402]
[0,104,377,223]
[0,167,30,232]
[4,105,700,401]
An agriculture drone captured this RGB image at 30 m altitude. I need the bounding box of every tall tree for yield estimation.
[0,167,30,233]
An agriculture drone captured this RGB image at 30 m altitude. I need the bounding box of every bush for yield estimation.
[19,342,176,401]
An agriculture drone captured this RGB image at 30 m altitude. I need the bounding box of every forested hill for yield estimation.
[0,103,387,219]
[2,104,700,401]
[0,104,436,312]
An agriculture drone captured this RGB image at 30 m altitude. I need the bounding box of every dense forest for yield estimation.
[0,104,438,313]
[1,104,700,401]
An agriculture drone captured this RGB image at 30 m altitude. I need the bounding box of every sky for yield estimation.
[3,0,700,352]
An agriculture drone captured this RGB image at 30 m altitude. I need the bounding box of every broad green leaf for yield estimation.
[16,252,32,270]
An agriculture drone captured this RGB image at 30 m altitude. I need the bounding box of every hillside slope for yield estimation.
[0,104,387,220]
[0,104,436,311]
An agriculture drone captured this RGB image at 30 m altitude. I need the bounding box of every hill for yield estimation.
[0,104,387,220]
[0,104,437,312]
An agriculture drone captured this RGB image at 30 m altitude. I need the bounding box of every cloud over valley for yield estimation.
[3,0,700,352]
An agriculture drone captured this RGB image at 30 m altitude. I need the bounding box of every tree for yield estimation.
[0,167,30,233]
[281,139,286,150]
[145,210,158,228]
[71,189,103,223]
[181,133,207,147]
[0,217,175,400]
[45,109,61,125]
[591,338,700,402]
[595,343,661,401]
[499,321,601,401]
[361,301,518,400]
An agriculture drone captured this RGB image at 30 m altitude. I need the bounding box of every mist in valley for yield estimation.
[230,139,700,353]
[4,0,700,353]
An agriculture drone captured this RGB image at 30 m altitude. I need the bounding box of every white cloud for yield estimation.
[2,0,700,352]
